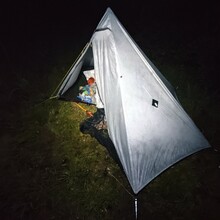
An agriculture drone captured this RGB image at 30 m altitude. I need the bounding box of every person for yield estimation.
[79,74,123,169]
[77,77,96,104]
[77,74,105,125]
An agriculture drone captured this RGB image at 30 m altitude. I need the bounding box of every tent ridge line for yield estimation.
[118,23,199,128]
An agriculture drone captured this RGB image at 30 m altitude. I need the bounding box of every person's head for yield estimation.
[87,77,95,85]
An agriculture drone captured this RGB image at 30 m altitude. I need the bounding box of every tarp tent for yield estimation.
[54,8,210,194]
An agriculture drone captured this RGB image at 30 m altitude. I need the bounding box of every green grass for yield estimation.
[1,95,132,219]
[0,37,219,220]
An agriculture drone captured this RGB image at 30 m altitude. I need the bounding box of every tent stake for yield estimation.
[107,169,138,219]
[135,196,138,220]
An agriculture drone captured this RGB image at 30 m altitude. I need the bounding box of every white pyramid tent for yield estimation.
[55,8,210,194]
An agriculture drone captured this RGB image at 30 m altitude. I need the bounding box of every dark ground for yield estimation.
[0,0,220,219]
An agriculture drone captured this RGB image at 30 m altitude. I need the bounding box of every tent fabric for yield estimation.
[58,43,93,96]
[57,8,210,194]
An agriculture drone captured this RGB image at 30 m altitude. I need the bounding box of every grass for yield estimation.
[0,34,219,220]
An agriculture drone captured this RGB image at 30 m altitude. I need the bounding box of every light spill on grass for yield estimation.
[1,84,218,220]
[45,100,130,219]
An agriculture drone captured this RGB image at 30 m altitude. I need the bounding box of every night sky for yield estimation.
[1,0,219,103]
[2,0,219,40]
[1,0,219,78]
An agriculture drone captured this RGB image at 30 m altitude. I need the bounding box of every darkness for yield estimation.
[1,0,219,86]
[0,0,220,219]
[2,1,219,39]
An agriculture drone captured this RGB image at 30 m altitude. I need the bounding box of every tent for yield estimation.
[53,8,210,194]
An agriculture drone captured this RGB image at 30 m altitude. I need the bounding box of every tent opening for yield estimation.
[58,44,123,170]
[59,45,95,102]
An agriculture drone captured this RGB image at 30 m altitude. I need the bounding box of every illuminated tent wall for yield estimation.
[55,8,210,194]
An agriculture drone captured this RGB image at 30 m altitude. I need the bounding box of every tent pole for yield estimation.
[50,42,90,98]
[73,102,93,117]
